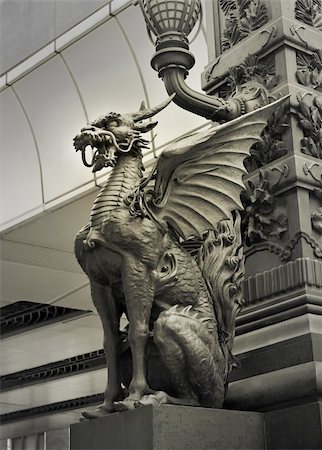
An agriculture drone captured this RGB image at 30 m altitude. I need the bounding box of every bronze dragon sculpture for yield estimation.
[73,91,285,419]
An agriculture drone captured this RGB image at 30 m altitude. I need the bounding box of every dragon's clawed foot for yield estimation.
[135,391,169,407]
[113,398,139,411]
[81,403,114,420]
[114,392,167,410]
[137,391,200,408]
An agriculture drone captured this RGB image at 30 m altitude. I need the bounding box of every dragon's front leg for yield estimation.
[82,281,124,419]
[114,254,155,411]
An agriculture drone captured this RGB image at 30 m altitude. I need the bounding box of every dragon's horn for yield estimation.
[131,94,175,122]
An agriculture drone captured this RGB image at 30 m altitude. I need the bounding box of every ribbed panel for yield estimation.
[244,258,322,304]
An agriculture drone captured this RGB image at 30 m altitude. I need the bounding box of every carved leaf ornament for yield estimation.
[245,102,289,171]
[312,188,322,234]
[241,172,288,245]
[296,50,322,89]
[226,55,279,93]
[219,0,268,51]
[312,208,322,233]
[297,95,322,158]
[295,0,322,31]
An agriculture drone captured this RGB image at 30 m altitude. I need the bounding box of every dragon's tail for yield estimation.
[197,211,245,378]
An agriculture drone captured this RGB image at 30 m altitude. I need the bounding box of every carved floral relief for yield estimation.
[215,54,288,171]
[218,54,278,101]
[297,95,322,158]
[296,50,322,90]
[241,171,288,246]
[311,188,322,233]
[295,0,322,31]
[219,0,268,52]
[311,208,322,232]
[245,102,290,171]
[224,54,279,95]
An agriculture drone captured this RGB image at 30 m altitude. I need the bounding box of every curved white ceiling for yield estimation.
[13,55,91,202]
[0,1,209,230]
[0,88,43,223]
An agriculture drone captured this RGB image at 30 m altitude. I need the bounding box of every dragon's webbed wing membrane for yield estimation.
[151,98,287,240]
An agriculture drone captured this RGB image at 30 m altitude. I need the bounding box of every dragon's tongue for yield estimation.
[92,157,106,172]
[91,144,117,172]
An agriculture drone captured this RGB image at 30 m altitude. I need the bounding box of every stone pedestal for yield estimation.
[265,402,322,450]
[71,402,322,450]
[70,405,265,450]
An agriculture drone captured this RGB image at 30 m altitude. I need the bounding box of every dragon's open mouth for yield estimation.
[73,127,117,172]
[73,126,143,172]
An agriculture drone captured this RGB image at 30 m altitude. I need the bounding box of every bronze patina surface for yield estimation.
[73,93,285,419]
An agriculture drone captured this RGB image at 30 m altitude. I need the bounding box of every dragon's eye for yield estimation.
[109,120,119,127]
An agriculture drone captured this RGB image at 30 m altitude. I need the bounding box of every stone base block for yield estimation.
[70,404,265,450]
[265,402,322,450]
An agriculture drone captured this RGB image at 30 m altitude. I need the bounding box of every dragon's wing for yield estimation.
[151,98,286,240]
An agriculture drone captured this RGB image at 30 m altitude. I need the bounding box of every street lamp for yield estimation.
[137,0,253,121]
[139,0,201,48]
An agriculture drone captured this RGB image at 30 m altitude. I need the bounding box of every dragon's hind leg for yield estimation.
[142,305,225,409]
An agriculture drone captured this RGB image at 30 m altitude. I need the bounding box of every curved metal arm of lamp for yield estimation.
[151,50,245,122]
[162,67,244,122]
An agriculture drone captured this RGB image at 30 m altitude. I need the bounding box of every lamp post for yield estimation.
[137,0,265,121]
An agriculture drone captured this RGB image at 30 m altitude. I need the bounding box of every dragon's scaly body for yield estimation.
[73,95,283,418]
[75,146,225,414]
[90,153,143,228]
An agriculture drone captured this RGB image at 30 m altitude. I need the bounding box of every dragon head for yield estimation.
[73,95,174,172]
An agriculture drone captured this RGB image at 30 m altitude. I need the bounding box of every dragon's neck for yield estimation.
[90,151,143,228]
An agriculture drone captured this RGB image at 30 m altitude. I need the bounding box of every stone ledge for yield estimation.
[70,405,265,450]
[265,402,322,450]
[236,290,322,336]
[230,332,321,382]
[70,402,322,450]
[226,361,322,412]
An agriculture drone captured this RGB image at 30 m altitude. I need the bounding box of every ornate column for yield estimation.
[202,0,322,443]
[69,2,321,449]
